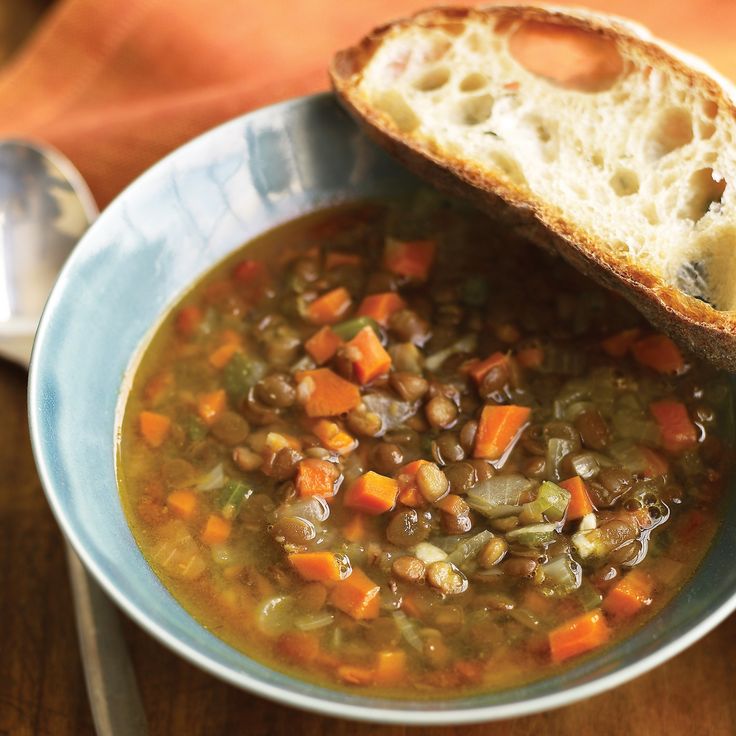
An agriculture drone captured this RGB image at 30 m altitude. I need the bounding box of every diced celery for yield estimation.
[185,416,207,441]
[522,481,570,523]
[220,480,253,520]
[577,579,604,610]
[506,523,557,546]
[446,530,494,566]
[223,353,267,404]
[333,316,380,340]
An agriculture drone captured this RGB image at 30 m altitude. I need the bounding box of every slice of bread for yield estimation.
[330,5,736,371]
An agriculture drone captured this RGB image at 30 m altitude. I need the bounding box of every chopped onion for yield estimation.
[465,498,522,520]
[362,391,417,433]
[546,438,576,481]
[578,513,597,531]
[468,474,533,506]
[570,451,601,480]
[392,610,423,652]
[425,334,478,372]
[446,530,494,566]
[295,611,335,631]
[256,594,296,634]
[542,555,581,595]
[609,441,647,475]
[412,541,448,564]
[194,462,226,491]
[276,496,330,524]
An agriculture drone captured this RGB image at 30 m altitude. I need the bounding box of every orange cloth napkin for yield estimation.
[0,0,733,208]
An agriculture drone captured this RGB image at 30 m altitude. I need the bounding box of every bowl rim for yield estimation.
[27,91,736,725]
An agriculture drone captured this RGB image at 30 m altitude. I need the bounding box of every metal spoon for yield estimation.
[0,140,148,736]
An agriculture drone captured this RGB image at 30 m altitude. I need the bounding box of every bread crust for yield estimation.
[330,4,736,371]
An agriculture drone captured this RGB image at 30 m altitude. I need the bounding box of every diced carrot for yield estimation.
[649,400,698,453]
[602,569,654,617]
[310,419,357,455]
[208,342,241,369]
[397,460,430,508]
[343,513,367,543]
[307,287,352,325]
[357,292,407,327]
[337,665,375,685]
[329,567,381,619]
[143,371,174,405]
[639,446,669,478]
[295,368,361,417]
[464,351,508,386]
[200,514,232,546]
[473,404,531,460]
[398,483,425,507]
[601,328,641,358]
[344,471,399,514]
[383,238,436,281]
[548,609,611,663]
[138,411,171,448]
[305,326,343,364]
[219,329,242,346]
[275,631,320,665]
[295,458,340,498]
[559,476,594,520]
[345,326,392,384]
[175,305,202,337]
[167,489,197,520]
[632,334,685,374]
[288,552,349,582]
[516,345,544,369]
[375,650,407,684]
[325,251,363,269]
[197,389,227,425]
[232,258,267,285]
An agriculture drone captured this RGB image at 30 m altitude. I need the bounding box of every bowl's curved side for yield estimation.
[27,92,736,725]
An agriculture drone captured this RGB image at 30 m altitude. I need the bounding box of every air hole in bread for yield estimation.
[642,203,659,225]
[465,31,486,53]
[698,120,716,140]
[459,72,488,92]
[591,152,604,168]
[435,21,466,37]
[679,168,726,221]
[488,151,526,186]
[508,20,623,92]
[702,99,718,119]
[457,94,494,125]
[610,168,640,197]
[646,107,693,160]
[374,90,420,133]
[414,67,451,92]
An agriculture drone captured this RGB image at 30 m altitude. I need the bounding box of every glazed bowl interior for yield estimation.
[28,93,736,724]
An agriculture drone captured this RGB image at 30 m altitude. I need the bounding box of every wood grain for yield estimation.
[1,2,736,735]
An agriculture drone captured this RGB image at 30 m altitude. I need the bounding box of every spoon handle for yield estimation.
[66,547,149,736]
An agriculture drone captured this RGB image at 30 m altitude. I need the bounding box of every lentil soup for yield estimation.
[118,193,732,697]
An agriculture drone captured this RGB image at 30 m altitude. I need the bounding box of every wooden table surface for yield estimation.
[2,2,736,735]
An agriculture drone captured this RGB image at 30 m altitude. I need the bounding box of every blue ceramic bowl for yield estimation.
[28,93,736,724]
